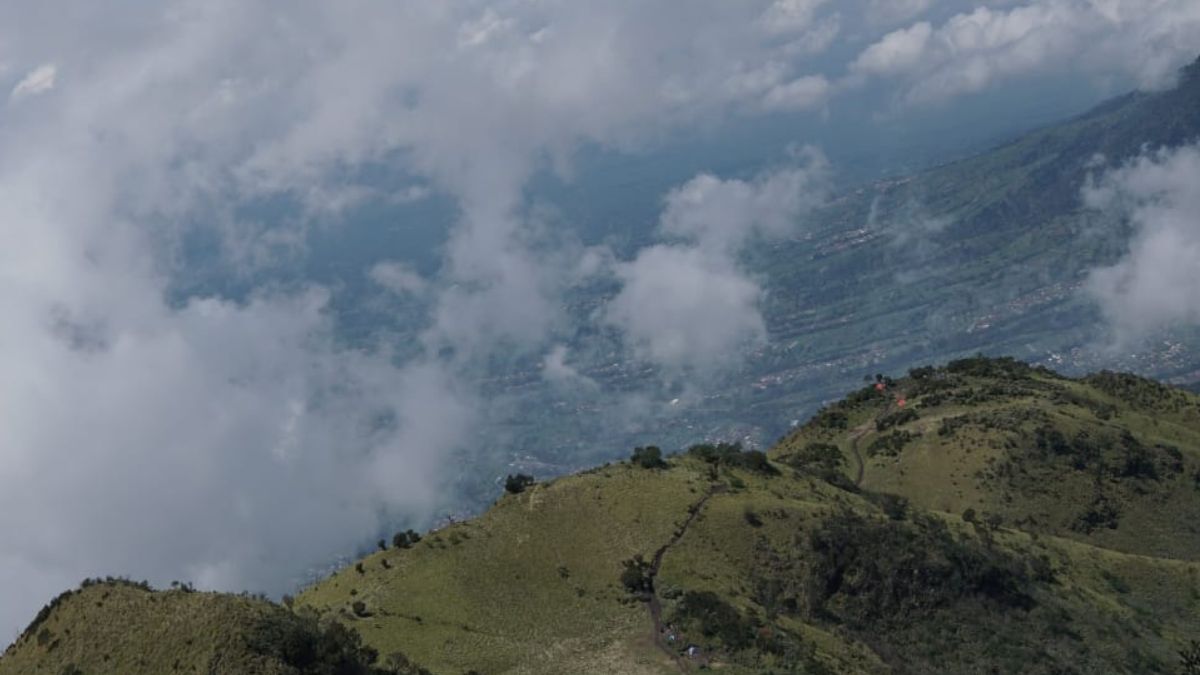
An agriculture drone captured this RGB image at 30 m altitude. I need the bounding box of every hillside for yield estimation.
[294,360,1200,673]
[4,359,1200,674]
[0,578,405,675]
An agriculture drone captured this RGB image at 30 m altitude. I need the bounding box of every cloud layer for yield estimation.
[851,0,1200,104]
[607,153,830,373]
[0,0,1197,646]
[1085,144,1200,344]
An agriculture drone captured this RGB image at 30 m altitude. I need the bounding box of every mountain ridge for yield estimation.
[6,358,1199,674]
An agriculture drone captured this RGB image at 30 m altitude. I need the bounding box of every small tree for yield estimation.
[630,445,668,469]
[505,473,536,494]
[1181,640,1200,675]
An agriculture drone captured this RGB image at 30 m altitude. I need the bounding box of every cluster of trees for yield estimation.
[805,510,1042,627]
[630,445,668,469]
[619,555,653,595]
[247,609,430,674]
[504,473,535,494]
[688,442,779,476]
[392,529,422,549]
[783,442,851,489]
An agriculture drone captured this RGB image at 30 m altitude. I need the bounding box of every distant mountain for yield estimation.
[690,54,1200,444]
[494,57,1200,483]
[7,358,1199,674]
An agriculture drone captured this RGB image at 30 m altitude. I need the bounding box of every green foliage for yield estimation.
[392,529,422,549]
[876,408,918,432]
[671,591,754,651]
[504,473,536,494]
[783,442,853,489]
[1181,640,1200,675]
[945,355,1038,380]
[619,555,652,595]
[866,430,918,457]
[807,407,849,430]
[687,443,779,476]
[804,511,1038,627]
[245,611,396,674]
[629,445,667,469]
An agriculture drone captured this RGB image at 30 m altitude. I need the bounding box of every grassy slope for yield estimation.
[1,582,297,675]
[293,361,1200,674]
[773,360,1200,561]
[6,361,1200,674]
[300,464,704,674]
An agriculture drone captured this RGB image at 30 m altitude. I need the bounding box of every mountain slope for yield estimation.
[294,360,1200,674]
[485,58,1200,489]
[0,579,400,675]
[5,359,1200,675]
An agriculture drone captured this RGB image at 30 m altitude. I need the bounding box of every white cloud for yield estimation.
[0,1,851,642]
[763,74,833,112]
[370,261,428,296]
[1085,143,1200,344]
[607,153,830,373]
[9,63,55,100]
[660,149,830,252]
[851,0,1200,104]
[607,246,768,372]
[852,22,933,76]
[866,0,937,28]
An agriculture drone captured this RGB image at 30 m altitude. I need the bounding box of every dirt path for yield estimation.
[848,394,903,487]
[644,484,724,672]
[847,422,871,486]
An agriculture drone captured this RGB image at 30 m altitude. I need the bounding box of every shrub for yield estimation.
[783,443,852,489]
[504,473,536,494]
[1181,640,1200,675]
[392,529,422,549]
[687,443,778,476]
[1072,493,1121,533]
[672,591,754,651]
[866,430,917,457]
[744,508,764,527]
[246,609,398,674]
[876,408,918,432]
[630,445,668,469]
[805,511,1036,626]
[620,555,653,594]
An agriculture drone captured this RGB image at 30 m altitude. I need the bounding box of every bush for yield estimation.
[866,430,917,457]
[876,408,919,432]
[672,591,754,651]
[805,511,1037,627]
[504,473,536,494]
[687,443,778,476]
[783,443,852,489]
[246,609,401,674]
[630,445,668,469]
[620,555,653,594]
[392,529,422,549]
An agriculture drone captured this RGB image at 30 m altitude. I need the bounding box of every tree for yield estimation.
[630,445,668,469]
[505,473,536,494]
[392,529,422,549]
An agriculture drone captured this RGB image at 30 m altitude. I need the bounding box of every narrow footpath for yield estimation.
[643,483,725,671]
